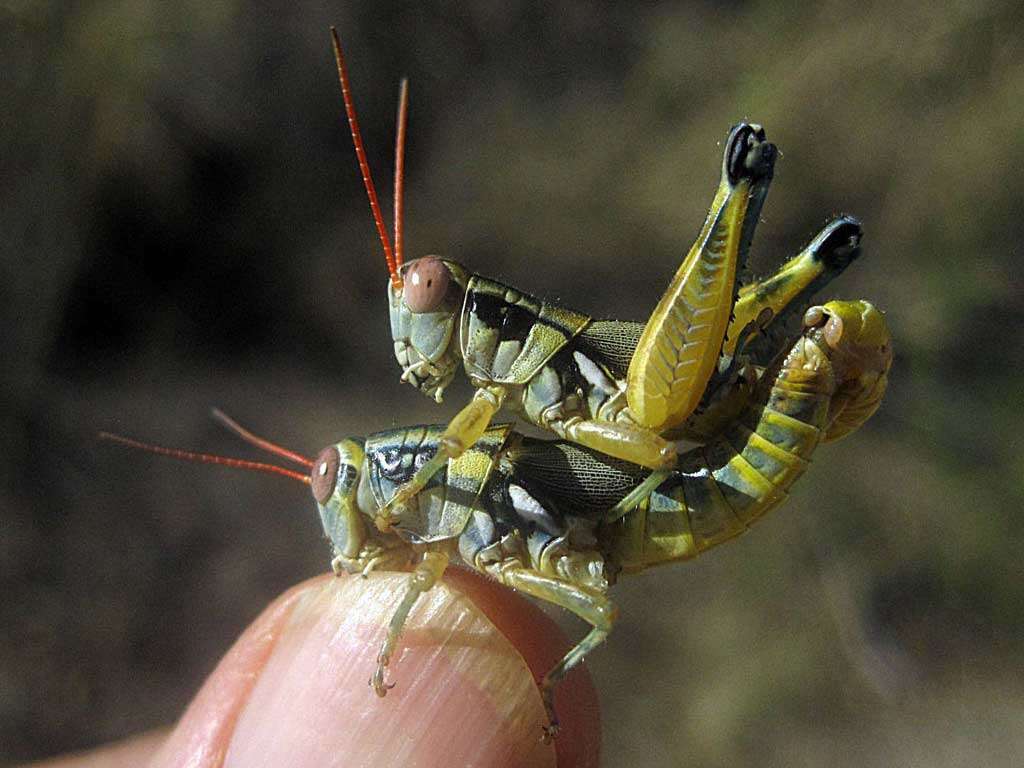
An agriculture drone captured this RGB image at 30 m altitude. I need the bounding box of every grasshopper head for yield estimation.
[802,300,893,440]
[326,41,467,405]
[311,438,372,559]
[388,257,470,402]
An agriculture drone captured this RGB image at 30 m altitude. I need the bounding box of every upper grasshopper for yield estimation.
[328,30,863,523]
[102,298,892,739]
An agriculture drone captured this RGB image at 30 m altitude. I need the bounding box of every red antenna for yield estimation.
[99,432,311,486]
[210,408,313,468]
[394,78,409,269]
[330,27,402,289]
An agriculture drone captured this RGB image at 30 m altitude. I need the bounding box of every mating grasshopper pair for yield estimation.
[322,31,891,734]
[103,30,892,740]
[103,297,891,736]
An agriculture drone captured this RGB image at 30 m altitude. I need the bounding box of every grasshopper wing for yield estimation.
[626,124,776,433]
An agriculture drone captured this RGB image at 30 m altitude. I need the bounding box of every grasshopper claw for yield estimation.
[386,483,417,511]
[361,556,383,578]
[371,654,396,697]
[370,674,395,697]
[539,677,561,742]
[439,435,463,457]
[377,488,418,530]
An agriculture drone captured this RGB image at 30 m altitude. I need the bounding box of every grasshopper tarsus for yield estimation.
[369,674,395,698]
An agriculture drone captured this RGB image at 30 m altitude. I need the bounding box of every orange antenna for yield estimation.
[330,27,401,289]
[99,432,311,486]
[394,78,409,269]
[210,408,313,468]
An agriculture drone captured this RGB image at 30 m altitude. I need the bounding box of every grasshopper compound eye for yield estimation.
[312,446,341,504]
[403,256,450,313]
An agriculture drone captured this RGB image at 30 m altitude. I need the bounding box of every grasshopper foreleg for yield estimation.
[378,387,505,527]
[331,540,414,578]
[371,549,450,696]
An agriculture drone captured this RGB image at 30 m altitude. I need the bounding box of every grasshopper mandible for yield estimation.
[102,298,891,738]
[328,31,865,524]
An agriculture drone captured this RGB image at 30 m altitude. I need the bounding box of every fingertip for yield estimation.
[225,573,562,767]
[151,571,601,768]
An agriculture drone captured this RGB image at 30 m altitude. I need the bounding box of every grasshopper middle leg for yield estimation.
[483,557,618,740]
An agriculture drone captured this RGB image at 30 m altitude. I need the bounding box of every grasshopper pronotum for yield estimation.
[103,298,891,738]
[328,30,866,527]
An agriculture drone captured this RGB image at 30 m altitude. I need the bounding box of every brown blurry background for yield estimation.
[3,1,1023,765]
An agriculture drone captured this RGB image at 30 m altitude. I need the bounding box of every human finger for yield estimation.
[147,571,601,768]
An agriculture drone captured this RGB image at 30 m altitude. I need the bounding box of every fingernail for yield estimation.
[222,574,555,768]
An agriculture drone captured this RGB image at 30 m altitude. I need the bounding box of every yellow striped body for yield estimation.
[609,335,835,571]
[608,299,891,571]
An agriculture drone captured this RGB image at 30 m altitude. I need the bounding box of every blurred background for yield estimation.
[3,1,1023,765]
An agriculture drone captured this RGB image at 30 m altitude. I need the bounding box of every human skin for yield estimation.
[26,570,601,768]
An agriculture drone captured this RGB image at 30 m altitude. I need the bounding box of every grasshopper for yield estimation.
[102,298,891,738]
[328,31,865,523]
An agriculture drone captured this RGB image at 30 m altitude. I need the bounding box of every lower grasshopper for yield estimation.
[328,31,865,524]
[103,298,891,738]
